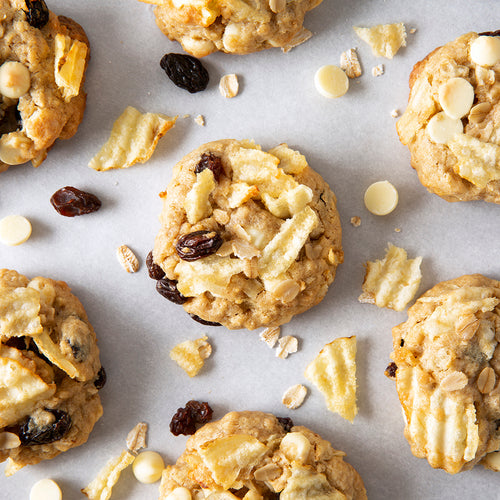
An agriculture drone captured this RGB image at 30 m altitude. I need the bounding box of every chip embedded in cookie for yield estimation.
[0,269,104,476]
[0,0,90,173]
[390,274,500,473]
[152,139,343,330]
[397,31,500,203]
[138,0,323,57]
[159,410,367,499]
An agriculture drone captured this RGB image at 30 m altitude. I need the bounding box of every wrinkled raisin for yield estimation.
[195,153,224,182]
[277,417,294,433]
[479,30,500,36]
[0,106,22,135]
[146,251,165,280]
[385,362,397,378]
[185,400,213,423]
[24,0,49,28]
[94,366,107,389]
[160,53,209,93]
[189,314,221,326]
[4,336,28,350]
[50,186,102,217]
[156,278,187,304]
[170,400,213,436]
[18,409,72,446]
[176,231,223,261]
[400,338,405,347]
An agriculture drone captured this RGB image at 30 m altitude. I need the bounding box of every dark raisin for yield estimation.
[478,30,500,37]
[176,231,223,261]
[146,251,165,280]
[170,407,196,436]
[4,336,28,350]
[24,0,49,28]
[50,186,102,217]
[194,153,224,182]
[160,53,209,93]
[0,106,23,135]
[94,366,107,389]
[185,400,213,423]
[18,409,72,446]
[189,314,221,326]
[385,362,398,378]
[156,278,187,304]
[277,417,294,433]
[400,338,405,347]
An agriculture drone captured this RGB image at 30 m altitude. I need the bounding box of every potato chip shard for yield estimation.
[447,133,500,188]
[184,168,216,224]
[359,243,422,311]
[54,34,88,101]
[88,106,177,171]
[353,23,407,59]
[268,144,308,174]
[0,286,42,338]
[0,357,55,427]
[170,336,212,377]
[81,450,135,500]
[304,336,357,422]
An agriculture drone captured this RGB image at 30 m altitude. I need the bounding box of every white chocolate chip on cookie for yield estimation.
[166,488,193,500]
[0,131,34,165]
[314,65,349,98]
[426,111,463,144]
[0,61,30,99]
[0,215,32,246]
[364,181,398,215]
[470,36,500,67]
[280,432,311,464]
[30,479,62,500]
[438,77,475,119]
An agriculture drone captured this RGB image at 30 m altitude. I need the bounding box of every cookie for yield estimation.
[0,269,104,476]
[390,274,500,473]
[152,139,343,330]
[0,0,90,173]
[142,0,322,58]
[159,410,367,499]
[397,31,500,203]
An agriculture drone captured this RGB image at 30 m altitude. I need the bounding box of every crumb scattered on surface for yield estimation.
[194,114,205,126]
[350,216,361,227]
[372,64,385,77]
[409,28,417,34]
[395,227,401,233]
[391,109,400,118]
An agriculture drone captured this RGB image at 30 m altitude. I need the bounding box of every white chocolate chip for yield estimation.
[0,131,33,165]
[30,479,62,500]
[166,487,193,500]
[219,74,239,98]
[132,451,165,484]
[438,77,475,119]
[363,181,398,216]
[314,65,349,98]
[280,432,311,464]
[0,61,31,98]
[269,0,286,13]
[470,36,500,67]
[426,111,463,144]
[0,215,32,246]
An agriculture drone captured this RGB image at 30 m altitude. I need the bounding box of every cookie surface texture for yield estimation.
[145,0,322,57]
[0,0,89,173]
[397,32,500,203]
[159,410,367,499]
[153,139,343,330]
[0,269,104,475]
[391,274,500,473]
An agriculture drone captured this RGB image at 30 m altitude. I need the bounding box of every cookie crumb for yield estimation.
[391,109,400,118]
[409,28,417,34]
[350,216,361,227]
[219,74,239,98]
[340,48,362,78]
[394,227,401,233]
[194,114,205,126]
[372,64,385,77]
[282,384,307,409]
[276,335,298,359]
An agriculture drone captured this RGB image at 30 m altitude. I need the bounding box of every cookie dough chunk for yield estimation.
[142,0,323,57]
[397,32,500,203]
[0,269,104,475]
[152,139,343,330]
[0,0,90,173]
[159,410,367,499]
[391,274,500,473]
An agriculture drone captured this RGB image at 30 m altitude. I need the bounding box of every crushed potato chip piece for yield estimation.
[126,422,148,453]
[227,182,260,208]
[353,23,407,59]
[282,384,307,409]
[170,336,212,377]
[54,34,88,101]
[359,243,422,311]
[268,144,308,174]
[0,286,42,338]
[82,450,135,500]
[89,106,177,171]
[304,336,357,422]
[184,168,216,224]
[261,184,313,219]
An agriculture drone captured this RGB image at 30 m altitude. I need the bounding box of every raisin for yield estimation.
[4,336,28,350]
[400,338,405,347]
[170,400,213,436]
[18,409,72,446]
[176,231,223,261]
[189,314,221,326]
[156,278,187,304]
[94,366,107,390]
[385,362,398,378]
[185,400,213,423]
[0,106,23,135]
[50,186,102,217]
[479,30,500,37]
[146,251,165,280]
[24,0,49,28]
[277,417,294,433]
[160,53,209,93]
[194,153,224,182]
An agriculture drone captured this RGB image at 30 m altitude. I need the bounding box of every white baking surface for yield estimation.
[1,0,500,498]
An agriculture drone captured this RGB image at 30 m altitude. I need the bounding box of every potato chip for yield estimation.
[88,106,177,171]
[280,465,345,500]
[54,34,88,101]
[304,336,357,422]
[268,144,308,174]
[0,286,42,338]
[353,23,407,59]
[0,357,55,427]
[184,168,216,224]
[359,243,422,311]
[170,336,212,377]
[226,182,260,209]
[261,184,313,219]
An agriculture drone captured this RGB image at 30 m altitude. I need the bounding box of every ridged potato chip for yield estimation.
[170,336,212,377]
[54,34,88,101]
[184,168,216,224]
[0,286,42,338]
[353,23,407,59]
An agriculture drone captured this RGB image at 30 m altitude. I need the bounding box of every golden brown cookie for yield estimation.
[390,274,500,473]
[139,0,322,57]
[0,0,90,173]
[152,139,343,330]
[397,32,500,203]
[159,410,367,499]
[0,269,104,476]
